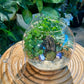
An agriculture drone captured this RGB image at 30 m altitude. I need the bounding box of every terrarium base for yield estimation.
[0,41,84,84]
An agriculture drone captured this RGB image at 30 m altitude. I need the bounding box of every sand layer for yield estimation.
[28,56,70,71]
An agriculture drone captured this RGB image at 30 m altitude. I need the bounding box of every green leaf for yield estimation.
[22,9,32,24]
[27,34,32,39]
[0,6,12,21]
[7,31,16,41]
[26,0,34,5]
[38,50,43,54]
[0,28,16,40]
[33,0,36,3]
[18,1,28,9]
[36,0,43,12]
[0,21,7,29]
[43,0,64,3]
[8,6,18,20]
[41,7,60,19]
[0,6,18,21]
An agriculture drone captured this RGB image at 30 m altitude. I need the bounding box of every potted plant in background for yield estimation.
[65,0,84,27]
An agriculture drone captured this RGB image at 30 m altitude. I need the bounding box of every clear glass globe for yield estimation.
[23,16,75,71]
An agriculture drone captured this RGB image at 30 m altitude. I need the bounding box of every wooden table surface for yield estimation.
[0,41,84,84]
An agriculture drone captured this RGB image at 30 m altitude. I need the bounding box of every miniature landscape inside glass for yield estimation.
[23,16,74,70]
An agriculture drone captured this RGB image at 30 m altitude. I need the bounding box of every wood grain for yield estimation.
[0,41,84,84]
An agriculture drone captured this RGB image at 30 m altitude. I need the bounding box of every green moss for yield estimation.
[46,51,56,61]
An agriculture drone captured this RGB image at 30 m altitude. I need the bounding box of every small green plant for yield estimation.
[24,17,66,60]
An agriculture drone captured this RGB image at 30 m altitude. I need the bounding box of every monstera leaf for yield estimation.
[43,0,64,3]
[0,5,18,21]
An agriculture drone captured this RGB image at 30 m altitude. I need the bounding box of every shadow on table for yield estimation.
[14,62,73,84]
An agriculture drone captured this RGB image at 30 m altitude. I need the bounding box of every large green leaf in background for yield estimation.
[18,0,35,9]
[0,0,21,7]
[0,28,16,41]
[22,9,32,24]
[36,0,43,12]
[18,0,28,9]
[41,7,60,19]
[43,0,64,3]
[0,5,18,21]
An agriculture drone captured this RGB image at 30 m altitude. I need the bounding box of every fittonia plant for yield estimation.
[23,16,74,61]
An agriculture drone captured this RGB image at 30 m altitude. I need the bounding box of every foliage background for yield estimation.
[0,0,82,57]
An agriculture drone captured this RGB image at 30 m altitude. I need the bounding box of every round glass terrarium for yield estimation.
[23,16,75,71]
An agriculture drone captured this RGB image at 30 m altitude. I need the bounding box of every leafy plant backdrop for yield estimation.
[0,0,82,56]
